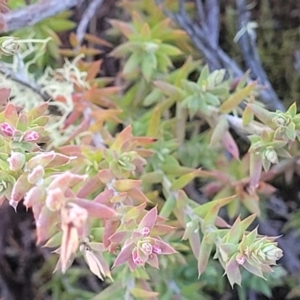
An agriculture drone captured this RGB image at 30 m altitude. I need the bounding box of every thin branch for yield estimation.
[235,0,284,111]
[204,0,220,47]
[76,0,105,45]
[0,61,50,101]
[0,0,82,33]
[195,0,205,28]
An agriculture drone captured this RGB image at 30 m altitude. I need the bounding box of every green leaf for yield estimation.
[287,102,297,117]
[171,169,208,190]
[92,282,123,300]
[159,195,176,219]
[205,92,220,106]
[197,65,210,85]
[141,52,157,81]
[140,23,151,40]
[198,237,213,277]
[46,19,76,32]
[109,41,140,57]
[147,106,161,137]
[207,69,226,86]
[181,79,200,94]
[242,104,254,126]
[154,80,185,98]
[219,82,256,113]
[143,89,162,106]
[123,52,141,75]
[250,152,262,188]
[210,116,229,146]
[247,102,274,125]
[156,52,173,72]
[194,195,236,218]
[285,122,296,140]
[226,217,242,244]
[130,288,159,298]
[239,214,257,234]
[158,43,182,56]
[202,201,223,228]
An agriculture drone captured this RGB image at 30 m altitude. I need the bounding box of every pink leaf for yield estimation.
[4,102,18,125]
[11,173,32,203]
[109,230,132,243]
[221,131,239,159]
[36,207,57,244]
[127,187,149,203]
[26,152,55,169]
[71,198,118,219]
[48,172,86,191]
[113,241,134,267]
[98,169,114,184]
[24,185,45,209]
[153,238,177,255]
[137,206,158,231]
[94,189,114,204]
[77,176,103,198]
[103,220,119,248]
[147,254,159,269]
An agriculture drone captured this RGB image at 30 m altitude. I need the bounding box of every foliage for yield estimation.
[2,1,299,299]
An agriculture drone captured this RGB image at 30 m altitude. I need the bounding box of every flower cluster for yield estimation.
[111,207,176,270]
[215,227,283,287]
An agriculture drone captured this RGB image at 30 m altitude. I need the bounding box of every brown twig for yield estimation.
[76,0,105,46]
[0,0,82,33]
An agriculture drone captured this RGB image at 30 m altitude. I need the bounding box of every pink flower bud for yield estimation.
[236,253,246,265]
[28,165,44,184]
[152,245,162,255]
[23,130,39,142]
[0,122,15,137]
[132,249,144,265]
[140,242,152,255]
[140,227,150,237]
[7,151,25,171]
[46,187,64,211]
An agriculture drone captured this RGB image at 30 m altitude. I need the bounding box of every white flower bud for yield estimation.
[144,42,159,53]
[264,148,278,164]
[0,36,19,56]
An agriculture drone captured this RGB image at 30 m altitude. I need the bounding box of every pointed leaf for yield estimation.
[194,195,236,217]
[137,206,158,231]
[198,239,213,276]
[210,116,229,146]
[72,199,118,219]
[219,82,256,113]
[113,179,141,192]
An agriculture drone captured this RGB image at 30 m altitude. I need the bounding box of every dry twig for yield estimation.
[76,0,105,45]
[0,0,82,33]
